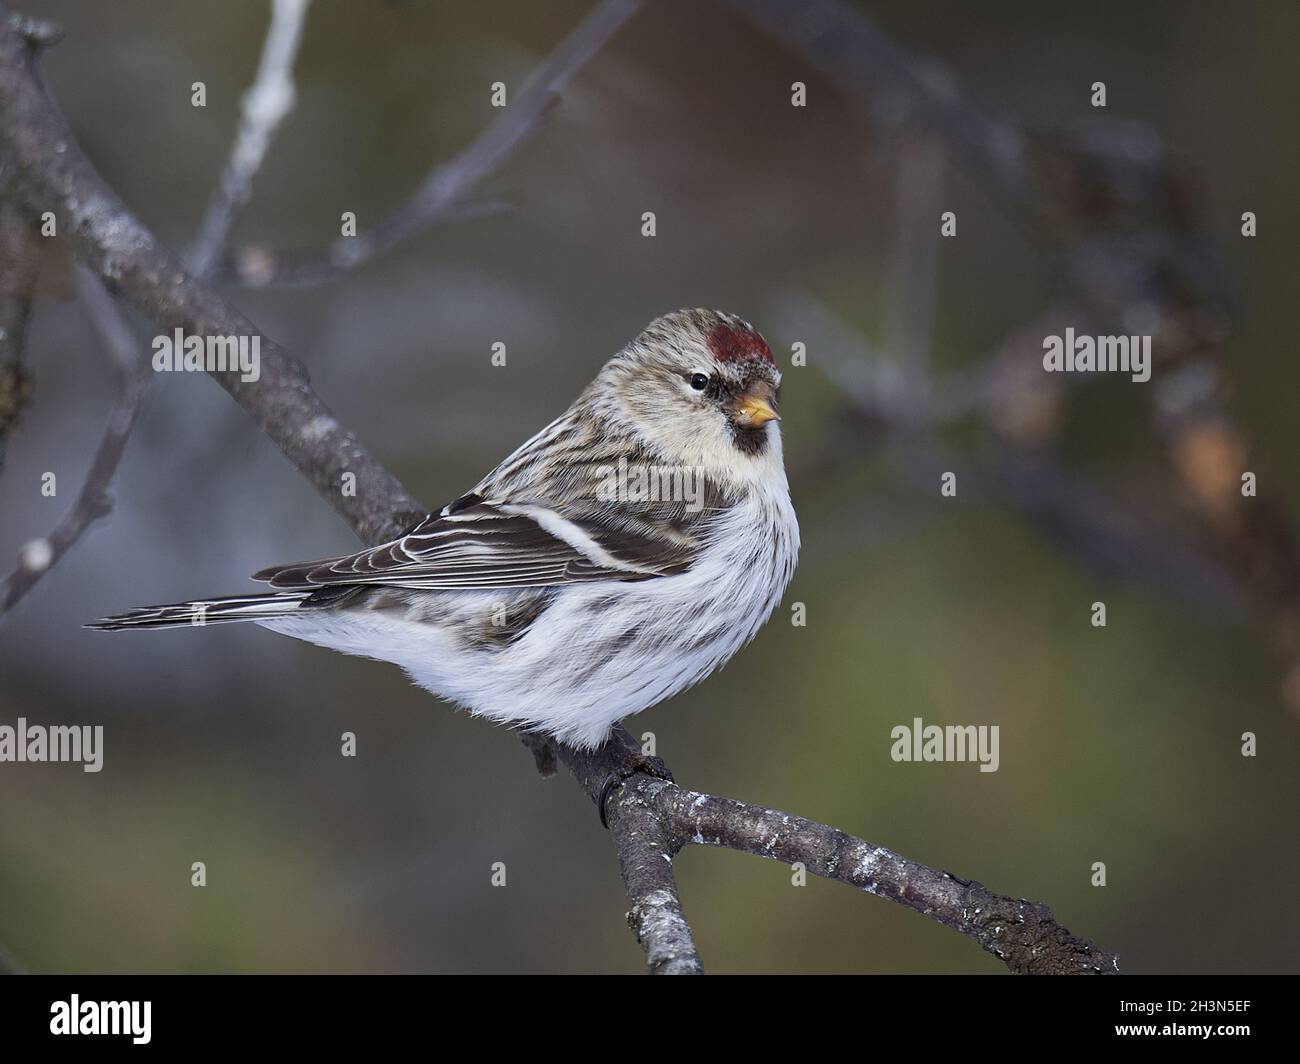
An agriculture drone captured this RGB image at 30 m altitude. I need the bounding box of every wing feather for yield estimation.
[255,405,734,592]
[253,498,701,592]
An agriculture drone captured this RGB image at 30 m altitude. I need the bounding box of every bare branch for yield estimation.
[0,202,38,472]
[0,21,421,543]
[0,270,150,616]
[223,0,642,287]
[734,0,1300,713]
[552,725,1115,974]
[884,132,945,423]
[4,0,310,613]
[776,291,1240,613]
[188,0,312,276]
[552,728,704,975]
[4,10,60,50]
[721,0,1029,205]
[657,787,1118,974]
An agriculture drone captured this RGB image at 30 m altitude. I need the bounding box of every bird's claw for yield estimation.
[598,753,674,829]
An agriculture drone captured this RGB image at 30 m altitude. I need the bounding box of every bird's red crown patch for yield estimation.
[708,321,774,366]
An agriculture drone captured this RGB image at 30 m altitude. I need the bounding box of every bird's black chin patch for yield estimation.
[728,421,770,456]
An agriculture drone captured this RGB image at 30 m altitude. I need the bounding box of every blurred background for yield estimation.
[2,0,1298,973]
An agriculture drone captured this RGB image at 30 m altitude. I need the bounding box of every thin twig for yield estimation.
[223,0,642,287]
[0,269,150,615]
[0,32,421,543]
[4,0,312,612]
[885,132,946,424]
[188,0,312,277]
[721,0,1029,206]
[0,202,38,473]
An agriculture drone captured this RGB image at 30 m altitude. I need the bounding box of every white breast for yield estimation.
[262,467,799,750]
[436,477,799,747]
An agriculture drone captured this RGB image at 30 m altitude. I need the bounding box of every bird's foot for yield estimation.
[598,749,674,829]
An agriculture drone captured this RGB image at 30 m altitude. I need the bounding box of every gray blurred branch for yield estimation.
[0,270,151,615]
[5,0,316,616]
[775,292,1241,614]
[0,201,36,474]
[733,0,1300,709]
[188,0,312,277]
[721,0,1028,205]
[0,14,419,545]
[223,0,642,287]
[0,5,1116,974]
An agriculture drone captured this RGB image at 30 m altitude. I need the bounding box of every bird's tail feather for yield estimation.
[86,593,312,631]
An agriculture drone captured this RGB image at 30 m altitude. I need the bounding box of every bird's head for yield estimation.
[592,309,784,486]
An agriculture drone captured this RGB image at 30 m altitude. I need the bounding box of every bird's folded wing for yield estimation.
[252,496,701,591]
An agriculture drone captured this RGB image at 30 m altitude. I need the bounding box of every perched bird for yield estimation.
[90,309,799,750]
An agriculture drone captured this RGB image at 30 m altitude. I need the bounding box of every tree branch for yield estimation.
[0,269,150,615]
[550,725,1116,974]
[552,728,703,975]
[721,0,1029,206]
[774,291,1241,614]
[0,201,38,473]
[730,0,1300,714]
[0,19,420,543]
[5,0,308,613]
[188,0,312,277]
[222,0,643,287]
[658,787,1116,974]
[0,5,1115,974]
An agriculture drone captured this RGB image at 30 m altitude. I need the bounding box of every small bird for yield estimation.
[90,309,799,750]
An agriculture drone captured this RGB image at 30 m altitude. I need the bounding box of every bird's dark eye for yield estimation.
[689,373,710,391]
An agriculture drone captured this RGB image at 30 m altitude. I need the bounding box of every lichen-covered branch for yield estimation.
[551,727,703,975]
[545,723,1116,975]
[658,787,1117,974]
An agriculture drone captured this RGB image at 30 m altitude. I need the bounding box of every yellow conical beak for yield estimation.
[737,396,780,427]
[731,382,780,428]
